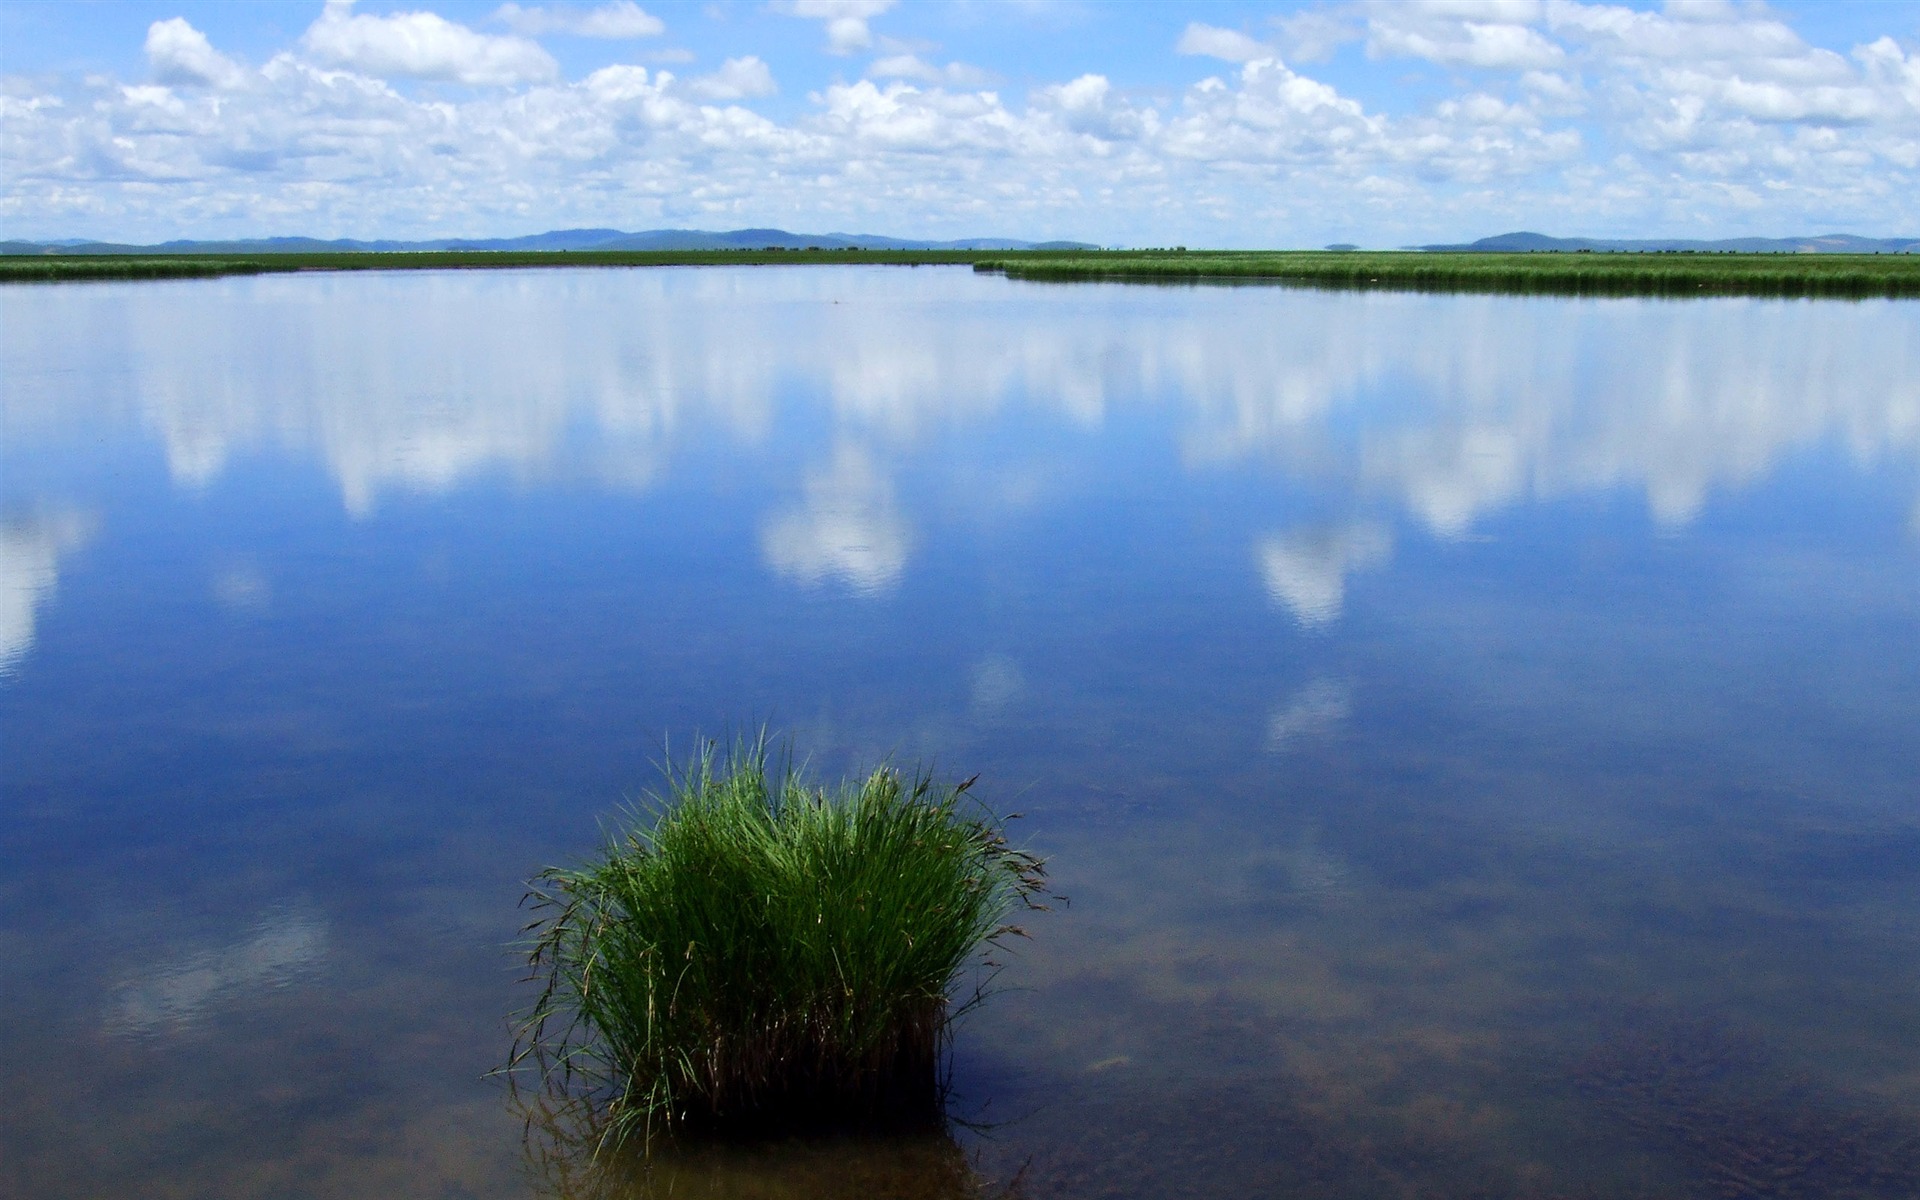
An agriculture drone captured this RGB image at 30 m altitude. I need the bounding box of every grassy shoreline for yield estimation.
[4,247,1915,298]
[0,247,1012,283]
[972,250,1920,298]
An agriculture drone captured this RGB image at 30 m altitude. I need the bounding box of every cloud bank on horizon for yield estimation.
[1,0,1916,246]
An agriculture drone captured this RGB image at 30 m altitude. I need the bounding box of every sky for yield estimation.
[2,0,1917,247]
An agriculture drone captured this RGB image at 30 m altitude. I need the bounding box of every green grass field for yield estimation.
[5,247,1914,297]
[511,739,1049,1147]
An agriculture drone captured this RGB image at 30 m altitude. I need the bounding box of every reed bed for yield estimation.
[973,250,1920,299]
[0,257,276,281]
[0,248,998,283]
[8,248,1914,296]
[511,740,1049,1148]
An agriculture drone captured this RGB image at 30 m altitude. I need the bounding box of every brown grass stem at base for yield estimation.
[517,1086,1034,1200]
[508,738,1050,1150]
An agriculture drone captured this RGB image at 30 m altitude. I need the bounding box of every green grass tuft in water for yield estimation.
[511,738,1049,1147]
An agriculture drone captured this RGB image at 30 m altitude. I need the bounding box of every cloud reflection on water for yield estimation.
[212,559,272,612]
[3,273,1915,603]
[1256,522,1392,627]
[760,442,913,595]
[969,654,1026,714]
[104,907,328,1037]
[1266,678,1352,753]
[0,510,94,676]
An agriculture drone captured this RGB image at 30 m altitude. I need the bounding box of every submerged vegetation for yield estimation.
[4,246,1916,297]
[972,250,1920,299]
[511,740,1049,1149]
[525,1121,1029,1200]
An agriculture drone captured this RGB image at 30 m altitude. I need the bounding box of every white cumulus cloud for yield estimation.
[301,0,558,85]
[1368,8,1566,70]
[493,1,664,39]
[780,0,895,55]
[688,56,776,101]
[1272,9,1363,64]
[1176,23,1272,65]
[3,0,1917,246]
[869,54,992,87]
[1037,73,1156,141]
[145,18,248,89]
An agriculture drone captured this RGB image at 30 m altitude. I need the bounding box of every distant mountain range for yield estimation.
[0,227,1098,255]
[1420,231,1920,254]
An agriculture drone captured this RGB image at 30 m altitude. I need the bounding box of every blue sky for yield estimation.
[3,0,1917,246]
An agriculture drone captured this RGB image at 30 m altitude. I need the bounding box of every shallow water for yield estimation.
[2,267,1917,1199]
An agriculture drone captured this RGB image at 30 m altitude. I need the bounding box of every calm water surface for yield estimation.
[3,267,1917,1199]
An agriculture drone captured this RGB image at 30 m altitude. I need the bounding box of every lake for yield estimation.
[2,266,1917,1198]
